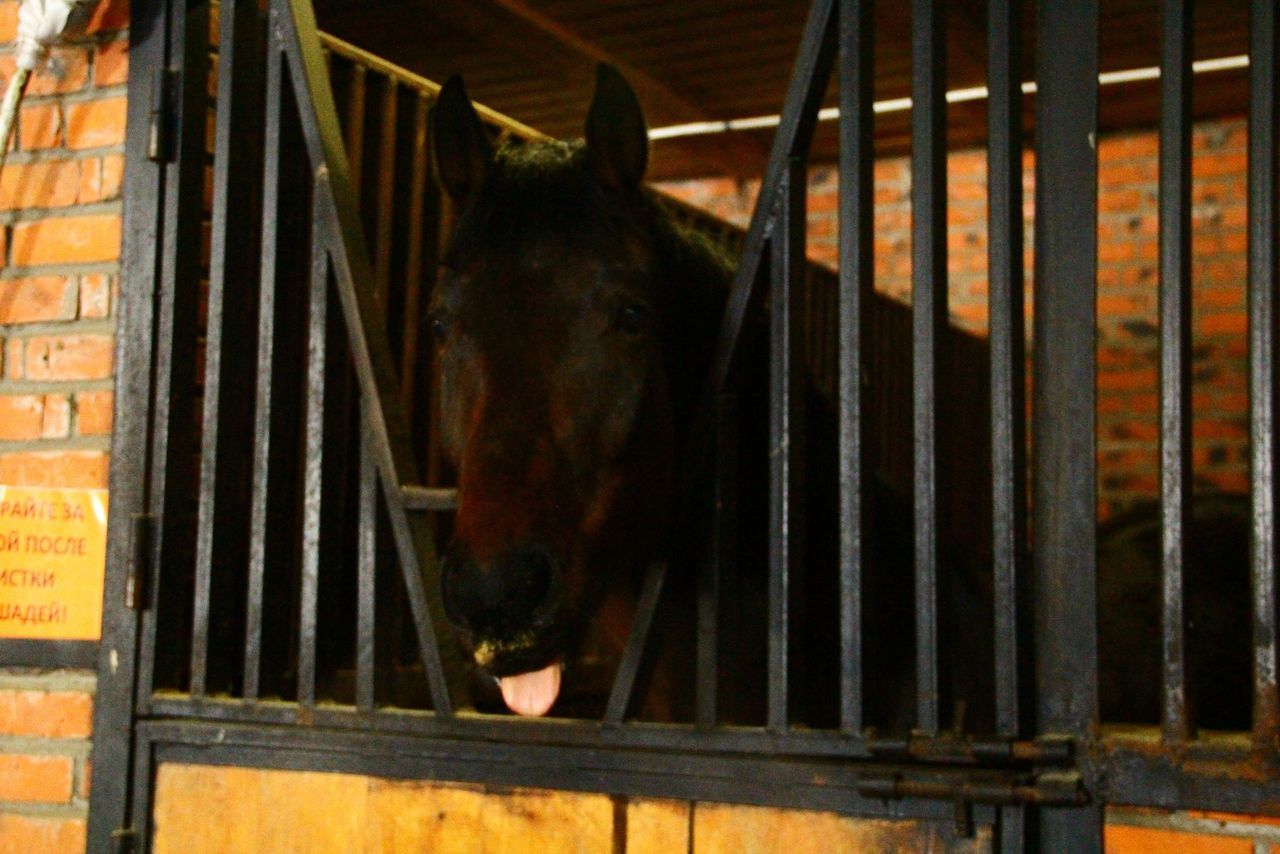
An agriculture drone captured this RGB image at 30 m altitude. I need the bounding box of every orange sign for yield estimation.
[0,486,109,641]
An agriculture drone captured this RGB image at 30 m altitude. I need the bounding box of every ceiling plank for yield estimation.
[486,0,770,176]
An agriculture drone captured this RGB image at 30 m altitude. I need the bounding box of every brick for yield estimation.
[79,757,91,799]
[99,154,125,200]
[94,40,129,87]
[86,0,129,33]
[75,391,112,435]
[0,690,93,739]
[1098,367,1157,392]
[41,393,70,437]
[25,48,90,96]
[0,276,75,323]
[0,394,44,440]
[1199,313,1247,337]
[4,337,22,379]
[1193,151,1248,179]
[1098,293,1154,315]
[76,154,125,203]
[64,96,127,149]
[0,159,82,210]
[77,158,103,203]
[0,754,73,802]
[1098,133,1159,160]
[78,273,111,318]
[24,334,114,380]
[19,103,62,150]
[1104,825,1251,854]
[1099,160,1158,187]
[10,214,122,265]
[0,450,108,487]
[0,814,86,854]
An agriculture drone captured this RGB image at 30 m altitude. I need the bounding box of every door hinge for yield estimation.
[125,513,154,610]
[147,67,178,163]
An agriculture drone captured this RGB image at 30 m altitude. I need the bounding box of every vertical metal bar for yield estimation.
[374,79,398,308]
[243,41,285,703]
[86,0,171,845]
[1034,0,1102,847]
[989,0,1028,742]
[838,0,873,737]
[401,93,430,416]
[698,394,736,728]
[1249,0,1280,748]
[911,0,946,735]
[298,223,328,709]
[356,404,377,712]
[191,0,265,702]
[768,158,807,733]
[1158,0,1193,746]
[989,0,1029,846]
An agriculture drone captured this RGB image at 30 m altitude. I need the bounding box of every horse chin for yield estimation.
[497,661,563,717]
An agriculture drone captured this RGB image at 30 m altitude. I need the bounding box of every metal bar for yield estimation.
[604,562,669,725]
[1249,0,1280,748]
[988,0,1028,742]
[357,404,377,713]
[698,394,737,728]
[143,691,1075,766]
[401,93,429,414]
[274,0,466,712]
[374,78,398,307]
[911,0,946,736]
[298,222,329,709]
[85,0,170,844]
[243,40,287,704]
[989,9,1030,848]
[768,158,807,733]
[837,0,873,737]
[1158,0,1193,746]
[400,485,459,511]
[191,0,265,702]
[1033,0,1102,847]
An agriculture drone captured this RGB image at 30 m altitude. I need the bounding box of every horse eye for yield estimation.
[614,304,649,336]
[429,314,450,343]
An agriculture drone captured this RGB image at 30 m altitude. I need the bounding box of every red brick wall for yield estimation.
[657,116,1250,519]
[0,1,127,850]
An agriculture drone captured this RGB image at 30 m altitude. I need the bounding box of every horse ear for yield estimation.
[585,64,648,190]
[434,75,493,203]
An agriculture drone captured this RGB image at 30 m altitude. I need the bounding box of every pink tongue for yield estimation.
[499,663,562,716]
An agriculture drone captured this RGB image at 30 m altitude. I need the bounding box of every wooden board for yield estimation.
[152,763,991,853]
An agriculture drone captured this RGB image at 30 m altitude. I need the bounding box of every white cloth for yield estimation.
[16,0,100,70]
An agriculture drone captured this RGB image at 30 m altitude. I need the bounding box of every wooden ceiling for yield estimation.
[312,0,1252,180]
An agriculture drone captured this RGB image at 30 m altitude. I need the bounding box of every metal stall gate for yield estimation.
[87,0,1279,851]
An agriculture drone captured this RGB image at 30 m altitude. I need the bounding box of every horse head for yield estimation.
[430,65,726,716]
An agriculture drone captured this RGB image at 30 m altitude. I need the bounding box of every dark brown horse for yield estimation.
[431,65,728,716]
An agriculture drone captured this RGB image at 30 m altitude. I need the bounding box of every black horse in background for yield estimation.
[427,63,1252,732]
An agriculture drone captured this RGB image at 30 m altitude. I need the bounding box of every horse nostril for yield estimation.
[511,547,560,626]
[440,547,562,638]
